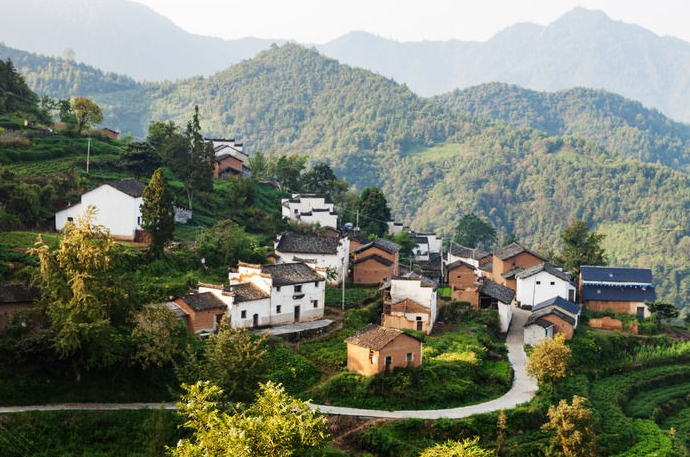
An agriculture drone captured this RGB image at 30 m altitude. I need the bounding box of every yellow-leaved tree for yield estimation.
[526,333,571,393]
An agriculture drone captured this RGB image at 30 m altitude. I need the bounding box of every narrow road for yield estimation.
[0,308,537,418]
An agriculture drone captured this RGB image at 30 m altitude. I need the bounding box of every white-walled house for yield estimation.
[274,232,349,285]
[281,193,338,228]
[478,279,515,333]
[515,263,576,308]
[55,179,145,241]
[524,296,581,345]
[200,262,326,329]
[447,243,490,269]
[385,274,438,333]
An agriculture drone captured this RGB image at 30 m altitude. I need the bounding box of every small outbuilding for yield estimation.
[345,323,422,376]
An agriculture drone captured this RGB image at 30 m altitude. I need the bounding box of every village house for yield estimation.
[523,296,581,345]
[579,265,655,318]
[352,238,401,284]
[173,292,227,334]
[0,283,39,332]
[478,279,515,333]
[273,231,349,285]
[446,242,490,269]
[281,193,338,228]
[490,242,546,290]
[199,261,326,329]
[345,323,423,376]
[381,273,438,334]
[410,232,442,262]
[209,138,250,177]
[446,259,480,306]
[54,179,145,241]
[515,263,576,308]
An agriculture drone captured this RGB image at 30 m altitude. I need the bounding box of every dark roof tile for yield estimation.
[261,263,324,286]
[344,323,420,350]
[275,232,340,255]
[105,179,146,198]
[178,292,227,311]
[479,279,515,304]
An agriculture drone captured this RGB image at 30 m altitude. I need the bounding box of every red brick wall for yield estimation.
[347,334,422,377]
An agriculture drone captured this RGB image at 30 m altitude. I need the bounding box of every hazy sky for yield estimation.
[134,0,689,44]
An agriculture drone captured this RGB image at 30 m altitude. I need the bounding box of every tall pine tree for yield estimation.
[141,168,174,256]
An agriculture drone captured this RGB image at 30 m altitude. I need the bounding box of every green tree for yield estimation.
[131,305,187,369]
[358,186,391,237]
[247,150,269,179]
[118,141,162,179]
[170,380,329,457]
[419,437,493,457]
[147,120,178,148]
[526,333,571,393]
[30,206,132,371]
[0,58,39,115]
[542,395,597,457]
[268,153,307,191]
[159,107,214,210]
[141,168,175,257]
[388,230,417,265]
[299,162,348,201]
[197,219,268,269]
[555,219,607,276]
[454,213,496,250]
[71,97,103,136]
[647,301,679,328]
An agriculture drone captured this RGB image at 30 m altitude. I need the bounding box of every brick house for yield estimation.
[579,266,655,317]
[352,238,401,284]
[381,273,438,334]
[381,298,432,333]
[345,323,423,376]
[523,296,581,345]
[446,243,489,268]
[490,243,546,290]
[174,292,227,334]
[445,259,480,306]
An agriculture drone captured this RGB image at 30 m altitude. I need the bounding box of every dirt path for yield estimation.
[0,308,537,419]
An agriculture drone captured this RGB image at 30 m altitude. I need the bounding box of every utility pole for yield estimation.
[341,255,346,311]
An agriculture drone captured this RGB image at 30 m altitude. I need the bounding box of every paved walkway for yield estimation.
[0,309,537,418]
[310,307,537,418]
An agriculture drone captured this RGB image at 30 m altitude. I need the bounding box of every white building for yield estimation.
[447,243,490,269]
[281,193,338,228]
[55,179,145,240]
[515,263,576,308]
[478,279,515,333]
[274,232,349,285]
[388,274,438,333]
[201,262,325,329]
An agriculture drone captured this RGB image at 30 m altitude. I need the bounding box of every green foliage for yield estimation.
[419,437,493,457]
[141,168,175,256]
[553,219,607,276]
[170,380,329,457]
[358,186,392,237]
[542,395,598,457]
[453,213,497,250]
[71,96,103,136]
[118,141,162,179]
[0,58,41,117]
[610,419,674,457]
[527,334,572,393]
[130,305,188,369]
[196,219,268,270]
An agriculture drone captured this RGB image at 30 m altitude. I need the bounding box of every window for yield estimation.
[369,349,375,364]
[67,217,74,222]
[314,281,319,287]
[276,305,282,314]
[536,281,541,285]
[406,352,413,363]
[385,356,392,369]
[550,281,555,286]
[312,300,318,308]
[240,310,247,319]
[137,216,141,225]
[276,286,281,291]
[294,285,302,293]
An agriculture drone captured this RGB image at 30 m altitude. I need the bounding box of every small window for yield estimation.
[294,285,302,293]
[385,356,392,369]
[550,281,555,286]
[312,300,318,308]
[67,217,74,222]
[137,216,141,225]
[314,281,319,287]
[369,349,375,364]
[406,352,413,362]
[276,305,282,314]
[536,281,541,285]
[240,310,247,319]
[276,286,281,292]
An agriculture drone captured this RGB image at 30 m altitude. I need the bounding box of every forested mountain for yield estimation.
[0,0,277,81]
[5,41,690,308]
[435,83,690,174]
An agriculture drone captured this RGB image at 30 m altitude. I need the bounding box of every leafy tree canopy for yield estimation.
[453,213,496,250]
[141,168,175,257]
[542,395,598,457]
[358,186,391,238]
[554,219,607,276]
[526,333,571,393]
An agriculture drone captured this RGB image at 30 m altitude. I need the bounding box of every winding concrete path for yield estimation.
[0,309,537,418]
[310,307,537,418]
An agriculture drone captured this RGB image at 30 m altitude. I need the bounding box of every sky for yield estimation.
[134,0,690,44]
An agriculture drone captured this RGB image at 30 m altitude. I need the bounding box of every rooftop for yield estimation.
[345,323,420,350]
[177,292,227,311]
[223,282,270,302]
[515,263,572,282]
[533,296,581,316]
[493,242,545,262]
[275,232,341,255]
[105,179,146,198]
[354,238,401,255]
[479,279,515,304]
[261,263,324,286]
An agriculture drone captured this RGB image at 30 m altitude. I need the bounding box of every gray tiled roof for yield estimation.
[493,242,545,261]
[515,263,572,282]
[479,279,515,304]
[527,308,576,326]
[224,282,270,302]
[178,292,227,311]
[261,263,324,286]
[533,296,581,316]
[276,232,340,255]
[446,259,476,272]
[354,238,401,255]
[106,179,146,198]
[449,243,489,260]
[524,315,555,329]
[345,323,420,350]
[353,254,393,267]
[580,266,655,302]
[501,266,524,279]
[580,266,653,284]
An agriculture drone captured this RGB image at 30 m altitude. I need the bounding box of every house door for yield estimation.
[294,306,300,322]
[568,289,575,302]
[416,316,423,331]
[252,314,259,328]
